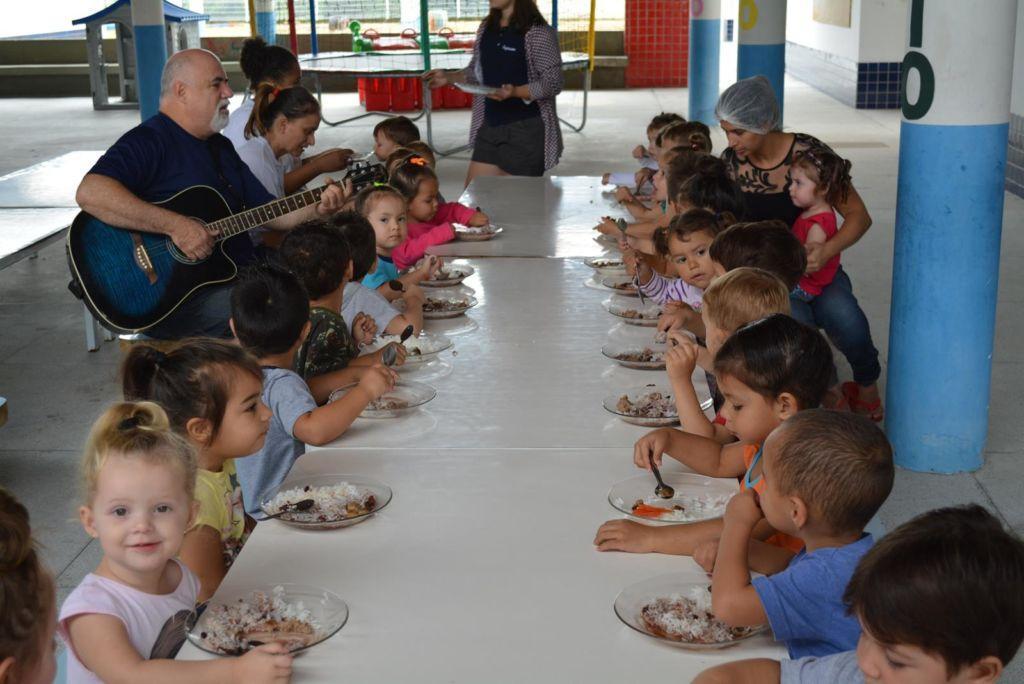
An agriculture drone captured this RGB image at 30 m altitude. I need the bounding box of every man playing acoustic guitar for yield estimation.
[75,49,349,339]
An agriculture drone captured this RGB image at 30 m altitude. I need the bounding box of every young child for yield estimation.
[331,211,423,335]
[696,504,1024,684]
[230,266,396,516]
[354,184,438,297]
[121,340,269,601]
[280,220,407,403]
[373,116,420,161]
[0,487,57,684]
[388,156,489,270]
[614,131,714,222]
[594,314,833,556]
[668,267,792,444]
[60,402,292,682]
[706,409,894,661]
[789,147,883,421]
[633,209,734,340]
[601,111,683,188]
[709,220,808,291]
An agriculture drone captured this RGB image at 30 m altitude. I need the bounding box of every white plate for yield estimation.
[454,224,503,241]
[583,256,627,275]
[602,384,679,427]
[422,263,475,287]
[601,342,666,370]
[455,82,500,96]
[260,473,393,529]
[330,380,437,417]
[371,331,453,365]
[613,574,766,650]
[187,584,349,655]
[601,275,640,296]
[422,294,478,318]
[607,472,738,524]
[602,297,663,326]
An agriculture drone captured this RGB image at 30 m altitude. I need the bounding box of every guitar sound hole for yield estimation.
[166,238,204,265]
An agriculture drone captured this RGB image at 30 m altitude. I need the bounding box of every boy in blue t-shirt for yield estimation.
[229,266,396,517]
[707,410,894,659]
[696,504,1024,684]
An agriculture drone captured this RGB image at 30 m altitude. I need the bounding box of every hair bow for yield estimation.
[408,156,427,167]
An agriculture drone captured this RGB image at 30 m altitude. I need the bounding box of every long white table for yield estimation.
[177,177,786,679]
[427,176,630,258]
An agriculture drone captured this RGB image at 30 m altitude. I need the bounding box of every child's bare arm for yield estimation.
[397,287,425,332]
[666,334,716,439]
[694,537,796,575]
[384,312,420,335]
[806,223,828,245]
[178,526,227,603]
[376,283,404,302]
[292,366,395,445]
[67,614,292,684]
[633,428,747,478]
[712,490,770,627]
[693,659,781,684]
[305,366,366,405]
[594,517,724,555]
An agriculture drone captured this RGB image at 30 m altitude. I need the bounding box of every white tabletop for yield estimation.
[427,176,631,259]
[0,151,102,208]
[177,447,782,680]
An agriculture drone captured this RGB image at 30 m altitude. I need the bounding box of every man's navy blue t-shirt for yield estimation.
[89,112,275,265]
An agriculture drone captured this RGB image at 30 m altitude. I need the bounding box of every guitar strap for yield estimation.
[208,140,247,212]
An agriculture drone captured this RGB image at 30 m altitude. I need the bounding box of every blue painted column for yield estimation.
[130,0,167,120]
[737,0,786,123]
[255,0,277,45]
[688,0,720,126]
[887,0,1017,473]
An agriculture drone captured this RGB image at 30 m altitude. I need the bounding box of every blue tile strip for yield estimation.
[785,43,901,111]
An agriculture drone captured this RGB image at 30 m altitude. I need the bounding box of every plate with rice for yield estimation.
[608,472,738,524]
[370,331,453,365]
[602,297,662,326]
[260,473,393,529]
[329,380,437,418]
[453,223,503,241]
[187,584,349,655]
[614,574,766,649]
[421,263,475,288]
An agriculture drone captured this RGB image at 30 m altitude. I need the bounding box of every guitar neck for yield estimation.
[208,186,324,239]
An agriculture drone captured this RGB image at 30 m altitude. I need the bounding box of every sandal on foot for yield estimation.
[841,382,884,422]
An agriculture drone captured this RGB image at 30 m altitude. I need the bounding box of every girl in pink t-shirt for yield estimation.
[59,402,292,684]
[388,156,489,270]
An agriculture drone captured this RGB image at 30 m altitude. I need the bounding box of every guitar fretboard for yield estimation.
[207,186,325,240]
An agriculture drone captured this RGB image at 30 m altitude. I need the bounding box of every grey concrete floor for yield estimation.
[1,78,1023,679]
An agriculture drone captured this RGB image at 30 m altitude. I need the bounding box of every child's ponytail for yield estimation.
[244,83,320,140]
[0,487,54,682]
[122,340,262,445]
[792,147,854,207]
[81,401,198,503]
[387,156,438,201]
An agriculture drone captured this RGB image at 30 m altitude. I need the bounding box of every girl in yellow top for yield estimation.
[122,340,271,601]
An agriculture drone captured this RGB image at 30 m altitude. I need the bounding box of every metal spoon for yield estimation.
[649,455,675,499]
[381,345,398,367]
[388,279,405,292]
[264,498,315,520]
[399,324,415,343]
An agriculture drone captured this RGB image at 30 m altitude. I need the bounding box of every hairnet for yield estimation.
[714,76,781,134]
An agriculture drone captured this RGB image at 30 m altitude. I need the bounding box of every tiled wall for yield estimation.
[624,0,689,87]
[785,42,901,110]
[1009,114,1024,199]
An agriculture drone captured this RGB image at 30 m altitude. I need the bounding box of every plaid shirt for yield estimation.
[464,21,564,171]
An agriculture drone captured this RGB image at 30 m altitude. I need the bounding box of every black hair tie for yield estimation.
[118,416,143,431]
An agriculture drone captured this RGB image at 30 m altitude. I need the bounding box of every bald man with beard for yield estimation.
[76,49,348,339]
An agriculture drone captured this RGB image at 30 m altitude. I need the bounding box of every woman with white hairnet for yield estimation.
[715,76,882,421]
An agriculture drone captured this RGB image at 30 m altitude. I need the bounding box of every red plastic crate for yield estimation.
[625,0,690,87]
[357,80,473,112]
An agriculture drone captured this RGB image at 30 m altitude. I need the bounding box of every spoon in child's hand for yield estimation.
[399,324,415,343]
[388,280,405,292]
[264,499,315,520]
[649,455,675,499]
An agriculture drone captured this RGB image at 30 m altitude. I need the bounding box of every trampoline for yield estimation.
[300,49,592,155]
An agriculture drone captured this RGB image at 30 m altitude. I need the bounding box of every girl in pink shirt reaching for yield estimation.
[388,156,490,270]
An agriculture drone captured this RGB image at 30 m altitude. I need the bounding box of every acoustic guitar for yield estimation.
[66,164,385,333]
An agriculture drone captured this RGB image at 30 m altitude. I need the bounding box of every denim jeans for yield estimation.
[789,267,881,386]
[146,283,234,340]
